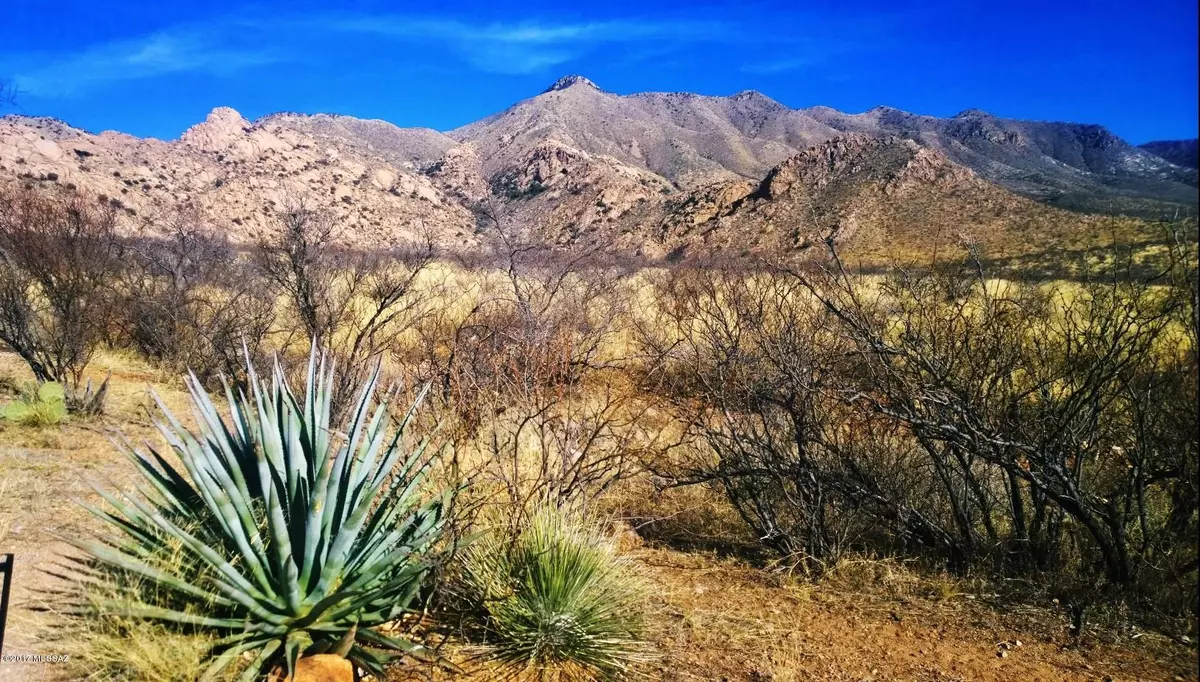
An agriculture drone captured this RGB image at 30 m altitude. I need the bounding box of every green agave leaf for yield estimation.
[199,639,264,682]
[237,638,282,682]
[71,345,451,679]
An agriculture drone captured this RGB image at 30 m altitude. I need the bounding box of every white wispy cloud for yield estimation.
[741,57,818,75]
[5,26,282,96]
[1,12,875,94]
[311,16,742,75]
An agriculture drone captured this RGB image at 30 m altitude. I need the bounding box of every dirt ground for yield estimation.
[0,351,1196,682]
[629,548,1197,681]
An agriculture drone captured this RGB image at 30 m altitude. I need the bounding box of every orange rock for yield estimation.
[290,655,354,682]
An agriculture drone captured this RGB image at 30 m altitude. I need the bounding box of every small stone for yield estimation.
[997,650,1008,658]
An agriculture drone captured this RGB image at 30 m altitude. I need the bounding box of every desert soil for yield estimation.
[0,352,1195,682]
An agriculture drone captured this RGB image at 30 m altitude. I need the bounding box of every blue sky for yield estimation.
[1,0,1196,143]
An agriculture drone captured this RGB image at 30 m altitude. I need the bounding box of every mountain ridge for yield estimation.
[445,76,1196,214]
[1139,138,1199,170]
[1,75,1194,264]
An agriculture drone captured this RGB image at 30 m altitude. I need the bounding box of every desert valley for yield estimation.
[0,38,1197,682]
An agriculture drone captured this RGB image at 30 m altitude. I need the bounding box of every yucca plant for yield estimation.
[65,350,453,680]
[459,508,649,681]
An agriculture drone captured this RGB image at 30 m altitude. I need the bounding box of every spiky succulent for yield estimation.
[68,351,452,680]
[460,508,649,680]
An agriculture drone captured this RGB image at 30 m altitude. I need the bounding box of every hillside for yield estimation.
[619,135,1142,264]
[454,76,1197,216]
[1,75,1191,260]
[0,110,477,249]
[1140,138,1200,169]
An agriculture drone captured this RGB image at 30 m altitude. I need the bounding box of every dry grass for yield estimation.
[0,252,1196,681]
[0,351,191,682]
[49,615,230,682]
[630,547,1196,682]
[0,450,51,547]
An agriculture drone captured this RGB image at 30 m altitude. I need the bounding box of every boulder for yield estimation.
[270,654,354,682]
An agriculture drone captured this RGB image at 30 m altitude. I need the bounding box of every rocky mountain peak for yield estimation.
[731,89,768,101]
[543,75,601,93]
[728,89,787,112]
[201,106,250,130]
[180,106,252,151]
[954,108,991,118]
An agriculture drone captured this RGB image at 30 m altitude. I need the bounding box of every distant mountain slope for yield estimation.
[806,107,1197,214]
[0,110,476,248]
[449,75,837,189]
[452,76,1196,217]
[1139,139,1199,169]
[0,76,1190,262]
[619,135,1139,264]
[259,112,457,168]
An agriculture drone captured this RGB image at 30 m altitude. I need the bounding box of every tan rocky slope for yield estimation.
[453,76,1196,216]
[450,75,839,190]
[0,76,1170,260]
[0,109,477,249]
[605,134,1135,263]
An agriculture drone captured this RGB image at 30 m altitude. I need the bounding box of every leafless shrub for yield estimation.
[797,241,1196,588]
[0,80,15,110]
[254,201,434,414]
[639,231,1199,612]
[401,219,650,532]
[636,266,868,573]
[0,185,119,412]
[117,205,276,386]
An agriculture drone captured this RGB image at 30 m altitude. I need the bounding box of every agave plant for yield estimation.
[459,508,649,681]
[67,351,452,680]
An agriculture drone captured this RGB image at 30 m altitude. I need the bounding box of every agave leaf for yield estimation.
[198,639,262,682]
[160,424,276,595]
[283,630,313,679]
[237,638,282,682]
[60,535,234,607]
[96,600,270,631]
[72,348,449,677]
[183,376,266,538]
[115,489,284,620]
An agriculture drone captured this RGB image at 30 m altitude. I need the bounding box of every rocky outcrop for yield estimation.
[755,135,979,199]
[180,107,252,152]
[490,139,673,247]
[427,144,489,203]
[543,74,602,93]
[0,109,477,249]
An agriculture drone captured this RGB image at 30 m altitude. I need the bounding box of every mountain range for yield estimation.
[1,75,1195,263]
[1138,139,1199,170]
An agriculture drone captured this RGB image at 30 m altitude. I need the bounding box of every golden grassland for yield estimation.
[0,256,1198,681]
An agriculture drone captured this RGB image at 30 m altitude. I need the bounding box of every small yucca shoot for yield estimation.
[461,508,649,681]
[68,351,452,680]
